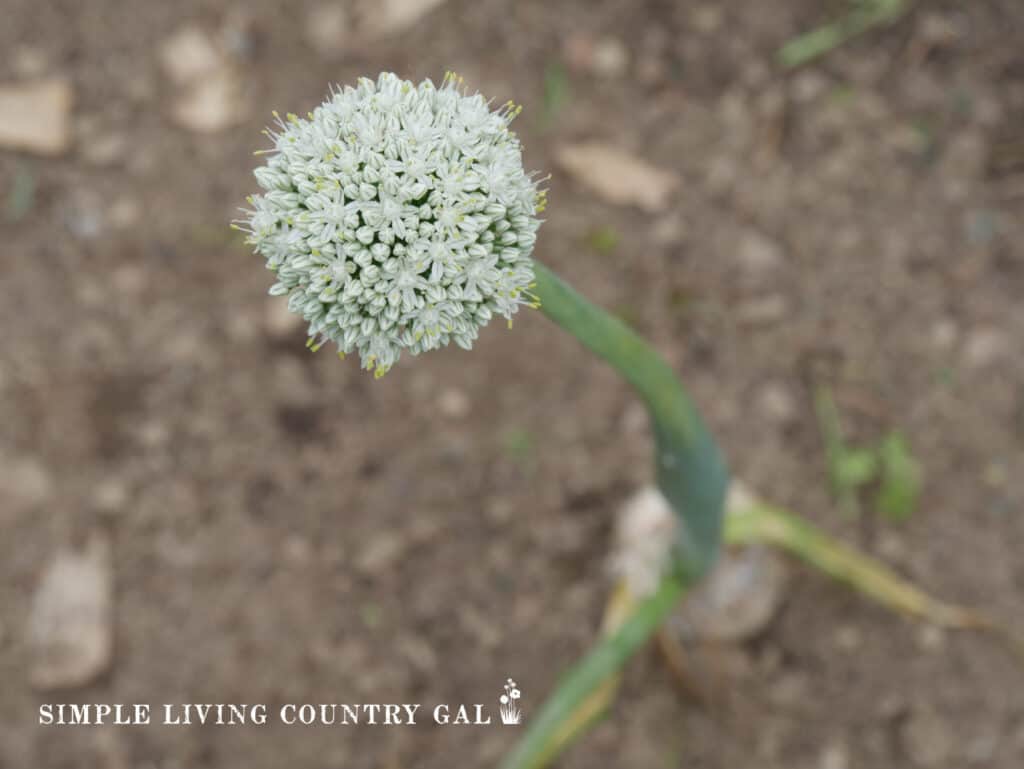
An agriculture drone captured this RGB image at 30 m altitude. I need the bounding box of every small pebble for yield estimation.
[108,198,141,230]
[171,70,248,134]
[355,532,405,574]
[437,388,470,419]
[902,708,955,767]
[963,327,1007,370]
[591,37,629,78]
[159,26,224,85]
[0,77,72,155]
[283,534,313,565]
[66,201,104,240]
[833,625,862,652]
[877,532,908,563]
[620,401,647,436]
[91,478,129,516]
[736,229,785,275]
[485,498,514,525]
[356,0,451,40]
[915,624,946,652]
[820,742,850,769]
[556,141,680,213]
[930,318,959,351]
[651,214,687,246]
[29,534,114,690]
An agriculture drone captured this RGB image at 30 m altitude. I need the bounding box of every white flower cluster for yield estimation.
[238,72,545,377]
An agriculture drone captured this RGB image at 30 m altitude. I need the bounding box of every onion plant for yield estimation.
[236,72,1012,769]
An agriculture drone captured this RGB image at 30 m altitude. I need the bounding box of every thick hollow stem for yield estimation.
[500,263,730,769]
[532,261,729,574]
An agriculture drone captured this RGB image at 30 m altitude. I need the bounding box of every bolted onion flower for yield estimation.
[233,73,993,769]
[237,72,546,378]
[236,72,731,769]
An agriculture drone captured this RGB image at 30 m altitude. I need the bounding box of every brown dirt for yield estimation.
[2,1,1023,767]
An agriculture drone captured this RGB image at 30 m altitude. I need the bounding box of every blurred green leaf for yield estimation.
[829,84,856,106]
[837,448,879,490]
[815,386,873,516]
[499,579,688,769]
[778,0,909,69]
[585,225,619,255]
[6,163,36,222]
[933,365,957,388]
[726,502,996,631]
[360,602,382,628]
[816,387,921,523]
[502,426,535,464]
[875,431,921,521]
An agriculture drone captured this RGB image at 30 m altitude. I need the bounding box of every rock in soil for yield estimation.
[159,25,225,86]
[0,78,72,155]
[902,707,956,767]
[28,534,114,690]
[171,70,248,134]
[354,0,450,40]
[159,25,248,134]
[556,141,680,212]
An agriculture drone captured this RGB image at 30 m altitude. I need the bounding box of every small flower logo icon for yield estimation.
[500,678,522,725]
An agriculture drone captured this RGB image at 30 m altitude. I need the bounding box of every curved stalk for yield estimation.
[501,262,729,769]
[531,261,729,573]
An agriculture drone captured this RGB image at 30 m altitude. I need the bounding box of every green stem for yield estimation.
[725,503,993,630]
[778,0,908,68]
[500,263,730,769]
[499,577,686,769]
[532,261,729,573]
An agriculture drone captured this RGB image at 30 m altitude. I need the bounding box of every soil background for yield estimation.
[1,1,1023,767]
